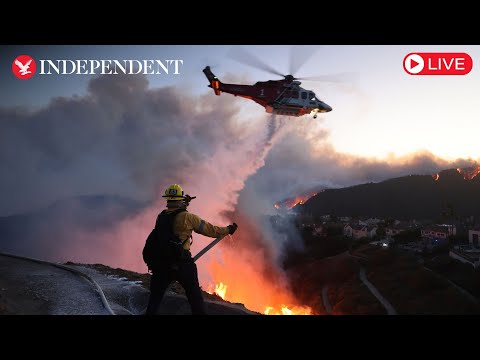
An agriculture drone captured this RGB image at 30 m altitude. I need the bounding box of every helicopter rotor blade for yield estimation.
[227,46,286,78]
[295,72,357,83]
[289,45,321,77]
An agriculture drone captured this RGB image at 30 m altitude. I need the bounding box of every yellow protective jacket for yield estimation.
[164,208,230,251]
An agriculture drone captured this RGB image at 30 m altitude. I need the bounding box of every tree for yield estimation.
[376,226,386,238]
[393,229,421,244]
[441,202,457,242]
[384,217,396,227]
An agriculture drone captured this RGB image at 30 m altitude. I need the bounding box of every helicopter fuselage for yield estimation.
[203,66,332,118]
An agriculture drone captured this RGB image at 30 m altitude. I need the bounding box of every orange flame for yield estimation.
[214,282,227,299]
[456,165,480,180]
[275,192,318,209]
[264,305,312,315]
[206,282,228,300]
[199,192,320,316]
[432,173,439,181]
[204,247,314,315]
[207,278,312,315]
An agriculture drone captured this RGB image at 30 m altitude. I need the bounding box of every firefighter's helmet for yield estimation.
[162,184,185,201]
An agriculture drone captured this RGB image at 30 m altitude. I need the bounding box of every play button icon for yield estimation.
[404,53,424,74]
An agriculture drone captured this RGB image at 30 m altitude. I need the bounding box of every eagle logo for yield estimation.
[12,55,36,79]
[15,59,33,76]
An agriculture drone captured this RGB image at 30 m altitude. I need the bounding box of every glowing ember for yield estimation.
[274,204,280,209]
[432,173,440,181]
[456,165,480,180]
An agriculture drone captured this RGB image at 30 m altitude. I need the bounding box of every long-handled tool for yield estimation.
[183,194,231,262]
[193,235,228,262]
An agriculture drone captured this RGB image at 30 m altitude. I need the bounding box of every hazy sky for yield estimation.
[2,44,479,162]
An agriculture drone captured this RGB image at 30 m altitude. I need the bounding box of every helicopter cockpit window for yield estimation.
[291,91,299,99]
[309,92,316,100]
[301,92,307,100]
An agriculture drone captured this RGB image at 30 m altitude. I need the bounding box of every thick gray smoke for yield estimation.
[0,74,289,274]
[0,74,239,216]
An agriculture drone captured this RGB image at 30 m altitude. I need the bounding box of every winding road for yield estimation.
[345,251,398,315]
[359,267,397,315]
[423,266,479,305]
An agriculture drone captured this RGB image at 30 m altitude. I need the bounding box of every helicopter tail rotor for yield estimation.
[203,66,222,96]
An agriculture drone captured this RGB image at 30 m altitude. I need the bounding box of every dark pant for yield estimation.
[145,259,206,315]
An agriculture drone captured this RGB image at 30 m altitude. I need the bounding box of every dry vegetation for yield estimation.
[328,277,386,315]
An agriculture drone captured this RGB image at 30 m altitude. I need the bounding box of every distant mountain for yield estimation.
[300,168,480,220]
[0,195,147,260]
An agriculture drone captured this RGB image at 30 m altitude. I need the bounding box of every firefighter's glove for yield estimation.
[227,223,238,235]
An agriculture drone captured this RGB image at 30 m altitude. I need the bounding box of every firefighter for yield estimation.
[145,184,238,315]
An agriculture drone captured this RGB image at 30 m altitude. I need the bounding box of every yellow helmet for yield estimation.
[162,184,186,201]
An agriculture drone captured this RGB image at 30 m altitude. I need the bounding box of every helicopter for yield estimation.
[202,46,343,119]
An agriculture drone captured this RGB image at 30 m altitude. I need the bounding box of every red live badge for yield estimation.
[403,53,472,75]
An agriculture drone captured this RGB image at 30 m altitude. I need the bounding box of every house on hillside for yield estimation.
[320,215,331,221]
[350,224,377,240]
[364,217,382,225]
[385,222,410,239]
[435,224,457,236]
[449,245,480,269]
[468,227,480,247]
[421,225,455,240]
[343,224,353,238]
[352,225,367,239]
